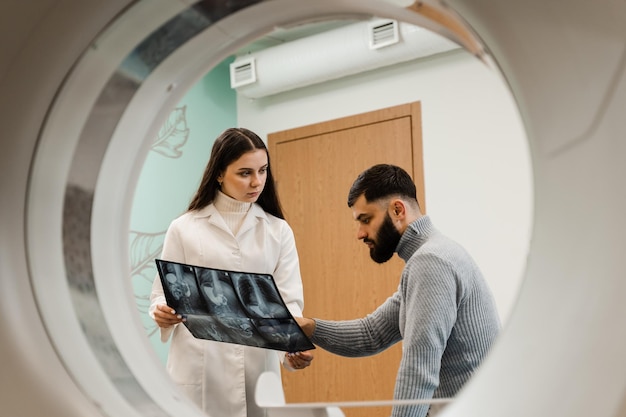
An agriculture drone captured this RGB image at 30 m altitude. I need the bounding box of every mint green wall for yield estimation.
[130,58,236,364]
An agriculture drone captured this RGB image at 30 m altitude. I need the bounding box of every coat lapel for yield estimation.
[237,204,269,237]
[194,205,231,235]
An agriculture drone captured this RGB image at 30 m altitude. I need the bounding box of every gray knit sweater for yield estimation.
[311,215,500,417]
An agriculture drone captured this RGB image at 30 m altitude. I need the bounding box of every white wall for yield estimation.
[237,48,532,324]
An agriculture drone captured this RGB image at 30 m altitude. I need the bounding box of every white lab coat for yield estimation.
[149,203,304,417]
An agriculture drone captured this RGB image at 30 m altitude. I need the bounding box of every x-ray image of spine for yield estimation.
[196,269,245,317]
[163,263,201,314]
[195,269,268,346]
[188,315,264,347]
[233,274,289,319]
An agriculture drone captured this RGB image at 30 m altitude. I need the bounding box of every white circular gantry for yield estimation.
[0,1,625,417]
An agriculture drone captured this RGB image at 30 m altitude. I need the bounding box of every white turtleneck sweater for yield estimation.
[213,190,252,236]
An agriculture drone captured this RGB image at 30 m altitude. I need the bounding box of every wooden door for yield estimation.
[269,102,424,417]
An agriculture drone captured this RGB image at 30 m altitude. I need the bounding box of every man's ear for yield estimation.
[389,199,406,219]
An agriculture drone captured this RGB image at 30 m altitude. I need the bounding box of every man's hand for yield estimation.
[295,316,316,337]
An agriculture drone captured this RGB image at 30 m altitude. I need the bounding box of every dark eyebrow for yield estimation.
[355,213,369,222]
[237,164,268,172]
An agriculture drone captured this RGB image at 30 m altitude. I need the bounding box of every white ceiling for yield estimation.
[234,19,358,55]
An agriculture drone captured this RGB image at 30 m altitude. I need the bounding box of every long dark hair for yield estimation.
[187,127,285,219]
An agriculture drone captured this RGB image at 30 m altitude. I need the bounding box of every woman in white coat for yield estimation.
[150,127,313,417]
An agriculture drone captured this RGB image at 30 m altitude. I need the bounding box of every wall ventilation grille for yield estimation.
[369,19,399,49]
[230,19,460,98]
[229,57,256,88]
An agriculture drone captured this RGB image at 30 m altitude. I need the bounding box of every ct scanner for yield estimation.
[1,0,625,416]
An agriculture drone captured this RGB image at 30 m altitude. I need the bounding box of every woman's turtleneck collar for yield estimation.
[396,215,435,262]
[214,190,252,214]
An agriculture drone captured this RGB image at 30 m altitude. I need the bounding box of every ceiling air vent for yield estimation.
[230,57,257,88]
[368,19,399,50]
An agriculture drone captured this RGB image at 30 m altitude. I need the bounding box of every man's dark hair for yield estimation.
[347,164,418,207]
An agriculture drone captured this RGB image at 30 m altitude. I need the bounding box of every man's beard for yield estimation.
[366,213,402,264]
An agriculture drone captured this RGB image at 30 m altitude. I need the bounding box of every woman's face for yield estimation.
[219,149,268,203]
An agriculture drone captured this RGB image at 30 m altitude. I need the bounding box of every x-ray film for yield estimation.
[155,259,315,352]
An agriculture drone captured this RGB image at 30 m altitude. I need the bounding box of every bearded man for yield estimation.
[296,164,501,417]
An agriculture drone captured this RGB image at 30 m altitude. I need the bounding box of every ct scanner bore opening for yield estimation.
[25,1,531,416]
